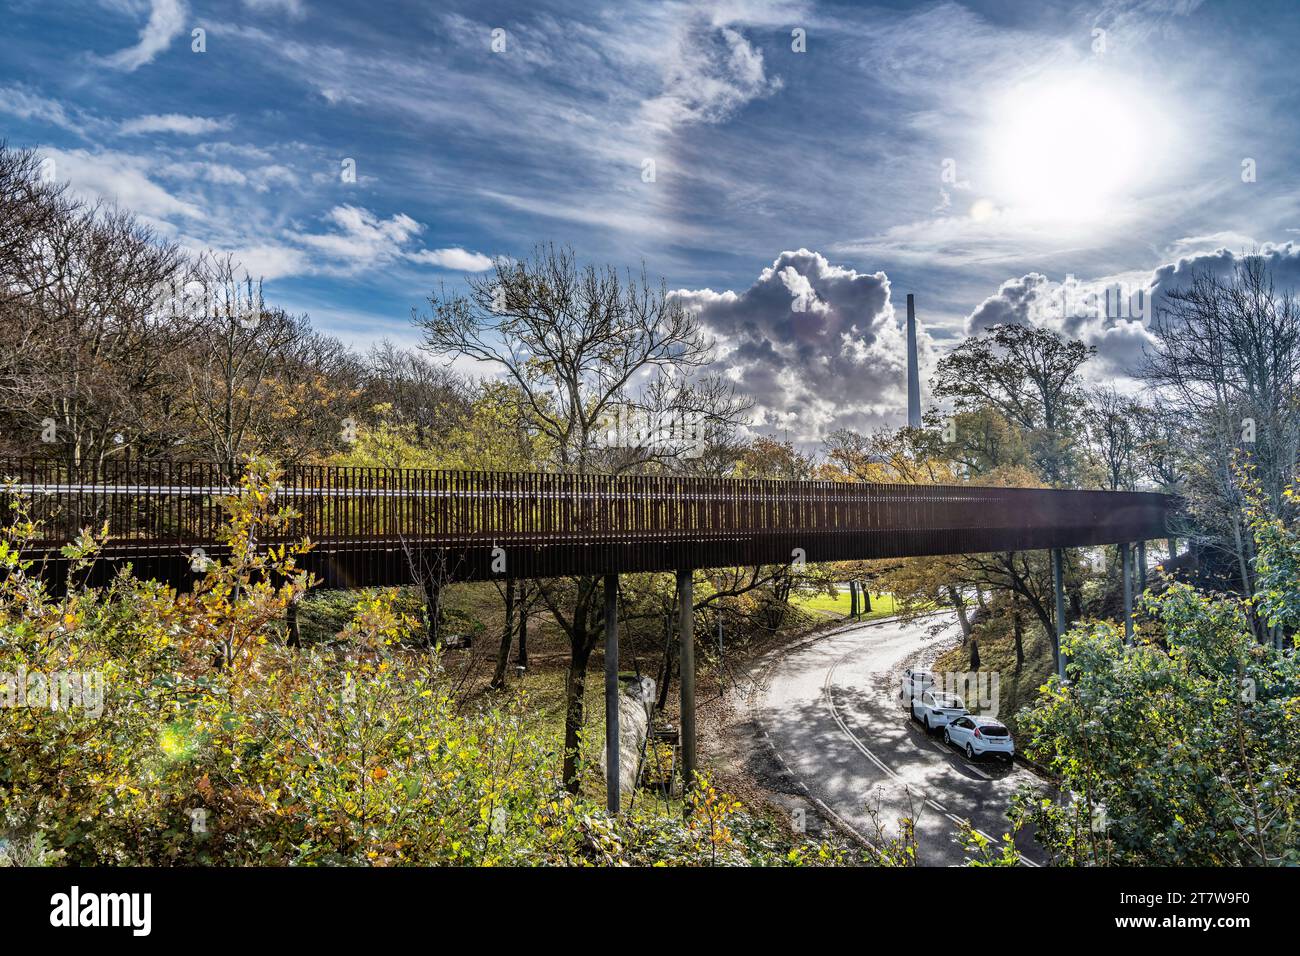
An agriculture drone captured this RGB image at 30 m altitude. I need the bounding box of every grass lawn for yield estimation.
[791,588,899,621]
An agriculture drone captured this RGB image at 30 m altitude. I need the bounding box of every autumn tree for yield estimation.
[934,323,1093,486]
[167,255,362,476]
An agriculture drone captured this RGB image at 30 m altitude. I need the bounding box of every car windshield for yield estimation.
[980,724,1010,737]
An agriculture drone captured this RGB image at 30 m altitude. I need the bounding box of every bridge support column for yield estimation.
[603,574,620,814]
[1051,548,1067,681]
[1137,540,1147,594]
[677,568,696,791]
[1122,542,1135,643]
[515,581,528,674]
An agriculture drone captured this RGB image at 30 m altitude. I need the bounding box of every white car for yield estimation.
[900,668,935,707]
[910,689,968,734]
[943,715,1015,762]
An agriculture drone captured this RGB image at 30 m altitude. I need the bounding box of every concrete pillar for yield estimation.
[1137,540,1147,594]
[603,574,619,814]
[1051,548,1067,680]
[515,581,528,673]
[677,569,696,790]
[1122,542,1134,643]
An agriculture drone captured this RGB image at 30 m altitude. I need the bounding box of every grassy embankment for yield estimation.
[297,583,679,810]
[296,581,891,814]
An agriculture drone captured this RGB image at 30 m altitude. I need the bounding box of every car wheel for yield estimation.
[965,743,975,759]
[942,728,951,745]
[924,715,932,734]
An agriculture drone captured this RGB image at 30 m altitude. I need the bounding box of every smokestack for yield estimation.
[906,293,921,428]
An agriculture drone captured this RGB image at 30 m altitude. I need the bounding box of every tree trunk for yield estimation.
[969,637,980,670]
[286,594,301,648]
[1011,594,1024,669]
[562,638,594,793]
[862,586,872,613]
[948,586,972,642]
[655,611,675,712]
[422,579,441,648]
[490,582,515,689]
[1230,518,1262,642]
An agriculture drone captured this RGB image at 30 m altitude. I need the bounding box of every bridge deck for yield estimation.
[2,460,1175,588]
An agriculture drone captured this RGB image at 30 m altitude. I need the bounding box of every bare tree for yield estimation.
[168,254,365,475]
[414,244,719,474]
[1083,386,1141,491]
[0,143,75,306]
[0,195,186,471]
[363,341,471,444]
[414,243,744,791]
[1140,255,1300,633]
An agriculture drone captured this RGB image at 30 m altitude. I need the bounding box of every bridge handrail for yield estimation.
[0,458,1176,554]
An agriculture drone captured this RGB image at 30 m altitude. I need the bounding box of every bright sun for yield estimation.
[985,73,1148,221]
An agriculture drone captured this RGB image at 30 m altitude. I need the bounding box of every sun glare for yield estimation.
[985,73,1149,222]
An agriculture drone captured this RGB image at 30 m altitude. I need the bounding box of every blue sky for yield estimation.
[4,0,1300,438]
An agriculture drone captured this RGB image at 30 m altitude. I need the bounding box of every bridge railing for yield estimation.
[0,459,1176,582]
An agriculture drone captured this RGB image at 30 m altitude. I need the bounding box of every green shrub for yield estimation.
[0,462,846,867]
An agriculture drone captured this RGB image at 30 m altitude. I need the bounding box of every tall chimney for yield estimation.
[906,293,921,428]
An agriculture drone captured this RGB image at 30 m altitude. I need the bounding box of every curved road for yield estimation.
[751,614,1047,866]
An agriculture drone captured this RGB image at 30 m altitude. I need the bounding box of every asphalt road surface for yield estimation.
[752,614,1048,866]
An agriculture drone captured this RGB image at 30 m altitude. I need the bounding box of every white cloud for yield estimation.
[38,146,202,220]
[241,0,306,18]
[293,205,422,267]
[0,85,80,132]
[99,0,188,72]
[407,247,495,271]
[289,206,495,276]
[965,240,1300,389]
[222,243,310,281]
[639,24,782,131]
[120,113,231,135]
[673,249,931,441]
[158,160,248,186]
[965,269,1161,381]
